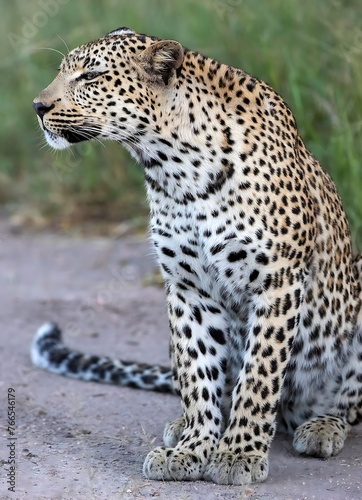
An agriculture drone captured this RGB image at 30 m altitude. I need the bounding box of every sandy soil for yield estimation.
[0,219,361,500]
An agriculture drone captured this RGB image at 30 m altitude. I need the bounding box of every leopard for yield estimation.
[31,27,362,485]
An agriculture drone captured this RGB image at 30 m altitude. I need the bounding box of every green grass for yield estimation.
[1,0,362,243]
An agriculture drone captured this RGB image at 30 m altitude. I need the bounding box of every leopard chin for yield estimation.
[43,128,71,150]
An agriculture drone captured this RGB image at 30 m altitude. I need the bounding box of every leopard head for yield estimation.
[33,27,184,161]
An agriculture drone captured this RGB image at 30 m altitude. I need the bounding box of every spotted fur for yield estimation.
[32,27,362,485]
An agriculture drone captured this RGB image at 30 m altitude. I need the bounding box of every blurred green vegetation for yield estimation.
[1,0,362,243]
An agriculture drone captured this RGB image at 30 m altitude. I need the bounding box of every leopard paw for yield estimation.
[293,415,350,458]
[203,452,269,485]
[163,415,185,447]
[143,446,205,481]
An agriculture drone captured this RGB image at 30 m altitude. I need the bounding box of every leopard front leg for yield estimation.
[143,289,229,481]
[204,271,304,485]
[163,415,185,447]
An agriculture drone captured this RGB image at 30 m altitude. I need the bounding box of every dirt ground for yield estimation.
[0,218,361,500]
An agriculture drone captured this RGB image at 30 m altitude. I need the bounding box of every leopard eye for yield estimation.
[79,71,102,81]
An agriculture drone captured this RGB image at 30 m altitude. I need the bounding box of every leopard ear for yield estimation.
[137,40,184,85]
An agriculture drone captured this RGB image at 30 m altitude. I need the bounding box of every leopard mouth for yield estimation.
[62,125,101,144]
[42,124,101,150]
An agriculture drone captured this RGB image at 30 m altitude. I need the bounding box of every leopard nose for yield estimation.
[32,101,55,119]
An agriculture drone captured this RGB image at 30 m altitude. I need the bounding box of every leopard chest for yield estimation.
[149,194,275,316]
